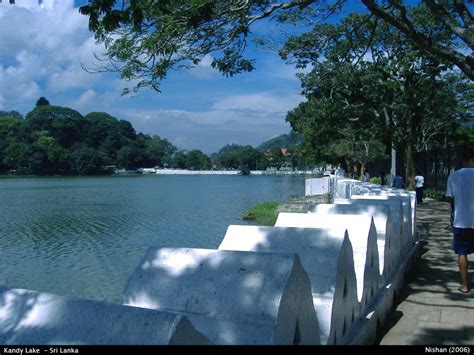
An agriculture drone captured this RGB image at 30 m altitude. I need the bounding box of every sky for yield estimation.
[0,0,310,153]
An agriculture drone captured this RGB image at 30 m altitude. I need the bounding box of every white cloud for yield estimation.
[118,91,301,152]
[212,92,303,113]
[75,89,96,108]
[0,1,303,153]
[189,54,218,79]
[199,54,213,67]
[0,0,107,112]
[47,65,101,93]
[100,89,305,152]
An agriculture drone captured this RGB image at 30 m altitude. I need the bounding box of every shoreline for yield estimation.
[0,170,322,178]
[154,169,320,176]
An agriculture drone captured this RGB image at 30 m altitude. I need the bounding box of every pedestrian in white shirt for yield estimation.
[446,145,474,294]
[415,172,425,204]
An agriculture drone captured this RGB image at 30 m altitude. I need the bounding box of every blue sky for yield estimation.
[0,0,316,153]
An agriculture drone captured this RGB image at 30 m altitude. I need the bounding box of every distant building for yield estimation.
[264,148,291,157]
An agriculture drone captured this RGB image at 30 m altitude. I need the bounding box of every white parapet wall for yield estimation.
[308,204,392,279]
[334,178,362,199]
[327,200,403,281]
[274,213,381,314]
[218,225,358,345]
[367,190,417,241]
[123,247,320,345]
[337,181,417,242]
[305,177,331,196]
[155,169,240,175]
[350,194,414,255]
[334,198,403,272]
[0,286,211,345]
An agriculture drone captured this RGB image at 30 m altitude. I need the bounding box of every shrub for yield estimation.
[424,189,445,201]
[369,176,379,184]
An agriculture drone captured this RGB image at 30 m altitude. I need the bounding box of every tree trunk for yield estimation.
[405,142,416,190]
[404,114,418,191]
[360,162,366,179]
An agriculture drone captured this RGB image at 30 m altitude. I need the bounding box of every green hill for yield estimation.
[257,132,302,153]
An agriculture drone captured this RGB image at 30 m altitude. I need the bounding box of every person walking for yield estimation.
[415,172,425,204]
[392,174,404,189]
[378,171,386,186]
[363,170,370,182]
[445,145,474,293]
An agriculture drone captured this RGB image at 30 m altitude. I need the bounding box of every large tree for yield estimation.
[79,0,473,93]
[286,60,389,176]
[284,13,470,188]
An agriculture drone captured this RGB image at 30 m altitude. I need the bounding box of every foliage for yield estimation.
[0,101,177,175]
[242,201,280,226]
[79,0,473,94]
[35,97,50,107]
[211,140,301,170]
[283,13,471,188]
[423,188,445,201]
[213,145,261,170]
[186,149,212,169]
[171,149,211,170]
[369,176,379,185]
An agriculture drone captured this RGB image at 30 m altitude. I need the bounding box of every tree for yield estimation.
[35,97,50,107]
[2,140,30,173]
[79,0,473,94]
[359,0,474,80]
[0,115,22,140]
[171,151,188,169]
[0,111,23,120]
[145,135,177,167]
[214,145,261,170]
[84,112,120,148]
[284,13,470,188]
[186,149,211,170]
[69,146,104,175]
[25,106,85,147]
[35,131,69,173]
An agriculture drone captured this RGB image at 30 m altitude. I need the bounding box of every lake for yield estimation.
[0,175,305,303]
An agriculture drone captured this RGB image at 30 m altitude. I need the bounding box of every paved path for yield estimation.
[379,198,474,345]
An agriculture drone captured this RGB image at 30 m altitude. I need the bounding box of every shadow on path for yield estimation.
[378,198,474,345]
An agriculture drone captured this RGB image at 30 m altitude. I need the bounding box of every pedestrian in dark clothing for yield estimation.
[378,171,386,186]
[392,175,404,189]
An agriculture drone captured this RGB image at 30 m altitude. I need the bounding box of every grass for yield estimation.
[242,201,280,226]
[424,188,445,201]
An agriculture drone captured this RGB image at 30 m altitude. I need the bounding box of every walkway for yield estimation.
[379,198,474,345]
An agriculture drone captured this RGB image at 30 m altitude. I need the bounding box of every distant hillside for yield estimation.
[257,133,302,153]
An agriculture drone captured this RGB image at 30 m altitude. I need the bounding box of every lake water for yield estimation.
[0,175,305,303]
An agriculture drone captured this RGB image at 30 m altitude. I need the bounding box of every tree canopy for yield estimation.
[35,97,50,107]
[79,0,473,94]
[0,102,177,175]
[283,12,473,187]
